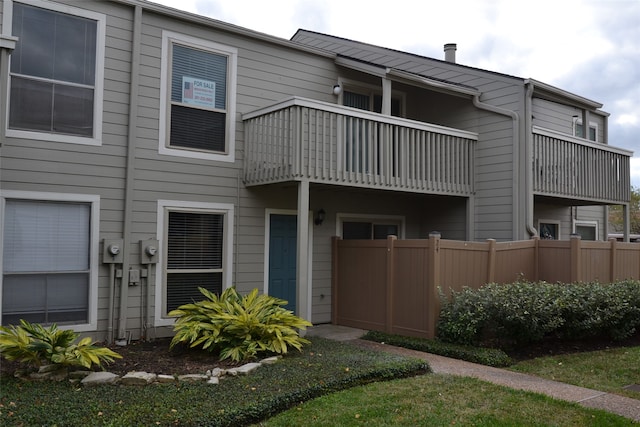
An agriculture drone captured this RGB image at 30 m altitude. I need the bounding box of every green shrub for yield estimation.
[437,280,640,348]
[0,319,121,369]
[362,330,513,367]
[169,287,313,362]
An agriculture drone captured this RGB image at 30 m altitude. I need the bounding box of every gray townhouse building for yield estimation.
[0,0,631,343]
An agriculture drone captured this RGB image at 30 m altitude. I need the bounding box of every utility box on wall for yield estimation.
[103,239,123,264]
[140,239,159,265]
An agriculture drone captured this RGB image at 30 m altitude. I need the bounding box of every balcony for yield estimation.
[242,97,478,196]
[533,126,632,204]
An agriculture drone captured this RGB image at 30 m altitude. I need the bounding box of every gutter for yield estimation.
[471,94,533,239]
[524,83,538,237]
[117,4,143,343]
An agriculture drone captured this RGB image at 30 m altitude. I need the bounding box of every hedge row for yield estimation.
[362,330,513,367]
[437,280,640,348]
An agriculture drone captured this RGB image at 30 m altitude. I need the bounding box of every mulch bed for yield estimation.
[1,332,639,377]
[0,338,240,377]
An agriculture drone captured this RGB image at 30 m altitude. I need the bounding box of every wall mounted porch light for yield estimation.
[314,208,326,225]
[332,84,342,95]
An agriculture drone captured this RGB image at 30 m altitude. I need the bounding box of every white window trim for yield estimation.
[154,200,234,327]
[538,219,561,240]
[572,118,598,142]
[3,0,105,146]
[262,209,313,307]
[336,213,406,239]
[573,219,598,239]
[0,190,100,331]
[159,31,237,162]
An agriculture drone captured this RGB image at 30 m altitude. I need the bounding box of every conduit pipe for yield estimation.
[472,94,536,239]
[107,263,116,343]
[117,5,142,342]
[524,83,538,237]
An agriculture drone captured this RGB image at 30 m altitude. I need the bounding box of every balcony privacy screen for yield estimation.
[166,211,223,312]
[2,200,90,324]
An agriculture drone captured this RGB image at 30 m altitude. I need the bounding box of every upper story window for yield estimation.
[343,90,402,116]
[7,0,105,145]
[160,31,237,162]
[573,119,597,142]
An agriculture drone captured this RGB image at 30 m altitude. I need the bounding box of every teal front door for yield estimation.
[269,214,297,312]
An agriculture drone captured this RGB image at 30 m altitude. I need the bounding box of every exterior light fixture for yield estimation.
[314,208,326,225]
[332,84,342,95]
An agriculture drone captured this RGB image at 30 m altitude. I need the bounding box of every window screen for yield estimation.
[166,211,224,311]
[2,200,90,325]
[10,3,96,137]
[575,225,596,240]
[575,122,596,142]
[169,44,228,153]
[343,221,399,240]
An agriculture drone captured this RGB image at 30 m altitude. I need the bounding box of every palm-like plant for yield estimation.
[169,287,312,362]
[0,319,121,369]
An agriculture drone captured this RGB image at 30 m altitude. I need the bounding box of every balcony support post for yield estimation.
[296,179,311,322]
[623,202,630,242]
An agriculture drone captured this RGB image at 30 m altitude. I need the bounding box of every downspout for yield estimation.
[472,94,527,239]
[117,4,142,343]
[524,83,538,237]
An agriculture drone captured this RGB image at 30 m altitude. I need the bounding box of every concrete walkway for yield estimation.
[307,324,640,422]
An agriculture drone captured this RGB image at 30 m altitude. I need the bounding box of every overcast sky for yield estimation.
[152,0,640,187]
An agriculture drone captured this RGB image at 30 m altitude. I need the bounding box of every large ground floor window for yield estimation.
[1,192,99,329]
[155,201,234,325]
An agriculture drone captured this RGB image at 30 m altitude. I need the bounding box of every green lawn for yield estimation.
[2,338,638,426]
[509,346,640,399]
[258,374,632,426]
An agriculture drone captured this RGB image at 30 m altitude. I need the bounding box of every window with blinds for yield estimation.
[166,211,224,312]
[9,2,102,140]
[2,199,91,325]
[168,43,228,153]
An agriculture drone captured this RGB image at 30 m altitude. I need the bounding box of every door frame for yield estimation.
[264,209,313,316]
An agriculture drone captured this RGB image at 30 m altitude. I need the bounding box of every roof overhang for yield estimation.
[526,78,603,110]
[110,0,335,58]
[335,56,480,98]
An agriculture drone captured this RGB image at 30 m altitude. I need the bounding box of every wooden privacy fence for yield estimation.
[331,233,640,339]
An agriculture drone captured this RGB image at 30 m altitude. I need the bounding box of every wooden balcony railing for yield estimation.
[242,97,478,195]
[533,127,632,204]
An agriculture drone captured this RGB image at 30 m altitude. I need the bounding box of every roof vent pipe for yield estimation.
[444,43,457,63]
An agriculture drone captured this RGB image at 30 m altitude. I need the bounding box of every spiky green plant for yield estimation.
[169,287,313,362]
[0,319,122,369]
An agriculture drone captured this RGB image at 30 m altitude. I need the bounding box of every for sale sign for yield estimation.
[182,77,216,108]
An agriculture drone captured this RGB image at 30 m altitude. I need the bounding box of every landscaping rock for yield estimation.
[157,374,176,383]
[227,362,261,376]
[121,371,157,385]
[82,372,119,386]
[178,374,209,383]
[260,356,281,365]
[69,370,92,380]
